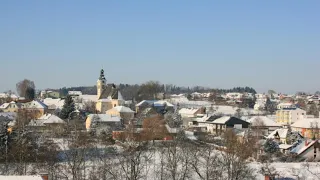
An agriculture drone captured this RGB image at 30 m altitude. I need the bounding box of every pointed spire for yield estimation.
[99,69,106,81]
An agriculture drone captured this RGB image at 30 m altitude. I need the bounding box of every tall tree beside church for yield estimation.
[60,95,75,120]
[16,79,35,99]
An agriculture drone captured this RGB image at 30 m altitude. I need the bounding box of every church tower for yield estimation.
[97,69,106,99]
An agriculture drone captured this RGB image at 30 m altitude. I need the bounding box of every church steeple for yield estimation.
[99,69,106,81]
[97,69,106,99]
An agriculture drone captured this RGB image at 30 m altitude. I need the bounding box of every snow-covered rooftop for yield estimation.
[43,98,64,109]
[248,116,281,127]
[179,108,199,115]
[79,94,98,102]
[107,106,134,113]
[291,118,320,129]
[23,100,48,109]
[0,103,9,109]
[29,114,65,126]
[267,128,289,139]
[87,114,121,122]
[209,116,231,124]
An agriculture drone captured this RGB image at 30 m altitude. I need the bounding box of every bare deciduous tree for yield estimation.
[82,101,96,113]
[16,79,35,98]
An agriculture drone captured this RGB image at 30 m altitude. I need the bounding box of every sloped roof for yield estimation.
[179,108,199,115]
[154,100,174,107]
[29,114,65,126]
[267,128,289,139]
[291,118,320,129]
[210,116,232,124]
[42,114,65,124]
[0,112,17,120]
[291,140,320,155]
[0,103,9,109]
[248,116,281,127]
[24,100,48,109]
[135,100,173,107]
[43,98,64,109]
[107,106,134,113]
[99,83,120,100]
[87,114,121,122]
[79,95,98,102]
[136,100,157,107]
[68,91,82,96]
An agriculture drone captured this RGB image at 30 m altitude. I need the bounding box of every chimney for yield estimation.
[40,173,49,180]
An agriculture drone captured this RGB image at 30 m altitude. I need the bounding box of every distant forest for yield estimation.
[52,83,256,101]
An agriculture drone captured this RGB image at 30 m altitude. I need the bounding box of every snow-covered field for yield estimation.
[252,162,320,180]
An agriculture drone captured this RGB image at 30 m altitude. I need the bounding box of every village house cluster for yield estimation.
[1,69,320,179]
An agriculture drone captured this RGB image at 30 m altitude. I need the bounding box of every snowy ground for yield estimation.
[252,162,320,180]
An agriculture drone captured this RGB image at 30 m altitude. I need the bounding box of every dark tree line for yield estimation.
[53,83,256,101]
[213,86,257,94]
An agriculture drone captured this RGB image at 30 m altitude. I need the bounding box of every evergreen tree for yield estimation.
[286,124,293,144]
[265,98,276,115]
[172,104,182,128]
[60,95,75,120]
[263,139,279,154]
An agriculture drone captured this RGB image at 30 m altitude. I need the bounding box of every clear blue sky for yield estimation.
[1,0,320,94]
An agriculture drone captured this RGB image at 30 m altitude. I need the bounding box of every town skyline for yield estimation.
[1,1,320,93]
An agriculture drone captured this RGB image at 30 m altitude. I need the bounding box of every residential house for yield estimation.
[255,93,267,99]
[22,100,48,118]
[226,92,243,100]
[41,90,60,99]
[135,100,174,114]
[277,103,296,110]
[187,114,222,133]
[0,101,21,112]
[191,92,202,99]
[276,107,306,125]
[79,94,98,103]
[68,91,82,96]
[307,95,320,104]
[42,98,65,113]
[291,117,320,139]
[0,93,21,101]
[291,140,320,161]
[267,128,289,144]
[96,69,125,113]
[1,100,48,118]
[179,108,203,118]
[28,114,66,133]
[85,114,122,135]
[248,116,281,136]
[106,106,135,121]
[206,116,250,135]
[267,128,303,145]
